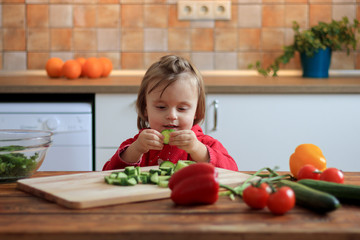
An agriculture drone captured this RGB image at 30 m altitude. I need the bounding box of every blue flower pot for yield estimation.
[300,47,332,78]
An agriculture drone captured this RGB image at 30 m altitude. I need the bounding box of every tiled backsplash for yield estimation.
[0,0,359,71]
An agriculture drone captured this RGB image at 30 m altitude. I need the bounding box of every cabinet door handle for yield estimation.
[212,100,219,131]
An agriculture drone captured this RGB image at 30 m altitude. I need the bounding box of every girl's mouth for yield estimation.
[163,125,178,129]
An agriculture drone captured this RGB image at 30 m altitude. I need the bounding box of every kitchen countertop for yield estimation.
[1,72,360,94]
[1,171,360,240]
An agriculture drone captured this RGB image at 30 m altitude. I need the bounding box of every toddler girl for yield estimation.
[103,55,238,171]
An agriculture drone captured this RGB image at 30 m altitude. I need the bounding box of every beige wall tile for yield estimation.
[356,53,360,69]
[285,4,308,28]
[238,0,261,3]
[214,52,237,70]
[49,5,73,28]
[97,5,120,27]
[263,0,285,2]
[27,4,48,28]
[121,5,143,28]
[121,28,144,51]
[331,52,355,69]
[27,52,48,70]
[3,52,26,70]
[191,52,214,70]
[2,4,25,28]
[73,29,97,51]
[144,52,168,68]
[215,28,237,51]
[98,0,119,3]
[73,5,96,28]
[191,28,214,51]
[3,28,26,51]
[332,5,356,21]
[191,20,215,29]
[262,5,285,27]
[144,5,168,28]
[50,52,73,62]
[121,52,144,69]
[0,31,2,51]
[262,28,285,50]
[285,0,308,2]
[27,0,51,2]
[309,4,332,26]
[27,28,49,51]
[238,28,261,50]
[97,28,120,51]
[262,51,285,69]
[238,5,262,28]
[237,52,262,69]
[168,28,191,51]
[144,28,168,51]
[51,28,72,51]
[282,51,301,70]
[308,0,332,2]
[3,0,25,2]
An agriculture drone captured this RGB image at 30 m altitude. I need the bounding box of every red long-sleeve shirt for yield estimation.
[102,125,238,171]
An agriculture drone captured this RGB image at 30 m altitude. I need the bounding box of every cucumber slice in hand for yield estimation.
[161,129,175,144]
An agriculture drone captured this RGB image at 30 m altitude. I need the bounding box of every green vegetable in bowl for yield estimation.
[0,145,39,179]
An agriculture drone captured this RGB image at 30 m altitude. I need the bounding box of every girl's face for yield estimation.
[145,77,198,132]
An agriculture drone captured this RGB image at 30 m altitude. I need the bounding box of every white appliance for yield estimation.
[0,103,93,171]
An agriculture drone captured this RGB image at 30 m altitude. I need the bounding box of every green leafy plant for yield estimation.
[249,17,360,77]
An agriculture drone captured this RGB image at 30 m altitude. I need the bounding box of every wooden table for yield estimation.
[1,171,360,240]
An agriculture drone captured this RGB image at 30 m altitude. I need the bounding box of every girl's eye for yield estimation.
[178,106,189,111]
[156,106,166,109]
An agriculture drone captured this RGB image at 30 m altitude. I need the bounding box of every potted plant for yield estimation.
[250,17,360,78]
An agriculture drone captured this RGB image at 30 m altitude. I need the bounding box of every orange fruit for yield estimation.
[75,57,86,77]
[99,57,113,77]
[45,57,64,78]
[83,57,103,79]
[62,59,82,79]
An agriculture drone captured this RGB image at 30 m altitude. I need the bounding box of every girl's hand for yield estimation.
[169,130,209,162]
[134,129,164,154]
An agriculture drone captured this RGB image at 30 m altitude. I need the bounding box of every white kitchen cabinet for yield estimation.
[205,94,360,171]
[95,94,138,170]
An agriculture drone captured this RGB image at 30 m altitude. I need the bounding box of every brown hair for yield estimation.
[136,55,206,130]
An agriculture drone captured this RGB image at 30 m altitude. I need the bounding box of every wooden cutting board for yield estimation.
[17,167,258,209]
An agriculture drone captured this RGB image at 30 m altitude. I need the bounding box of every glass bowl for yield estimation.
[0,129,53,182]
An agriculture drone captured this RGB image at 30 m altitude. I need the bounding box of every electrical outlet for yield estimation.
[196,1,214,20]
[214,1,231,20]
[178,1,197,20]
[177,1,231,20]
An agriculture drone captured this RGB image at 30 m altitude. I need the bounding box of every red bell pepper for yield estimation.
[169,163,219,205]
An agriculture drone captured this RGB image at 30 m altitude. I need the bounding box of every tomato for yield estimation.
[297,164,321,180]
[320,167,344,183]
[242,183,270,210]
[267,186,295,215]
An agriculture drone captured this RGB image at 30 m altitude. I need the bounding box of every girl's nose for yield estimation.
[167,108,177,120]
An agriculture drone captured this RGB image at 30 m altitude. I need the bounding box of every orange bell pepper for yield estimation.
[289,143,327,179]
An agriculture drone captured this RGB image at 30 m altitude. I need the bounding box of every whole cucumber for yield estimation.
[278,180,341,213]
[298,179,360,205]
